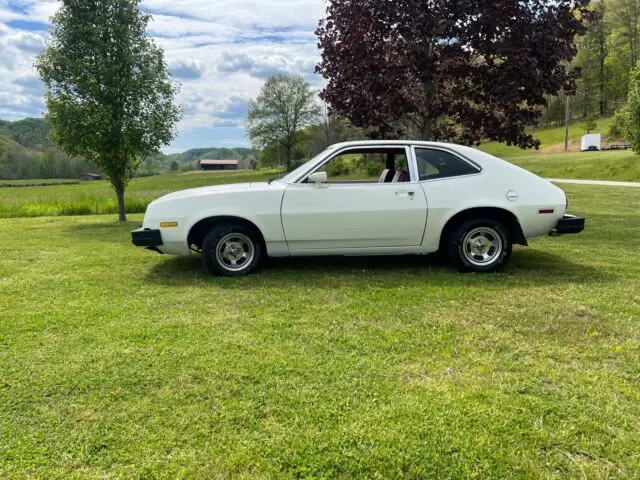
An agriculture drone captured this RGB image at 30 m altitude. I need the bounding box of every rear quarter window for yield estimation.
[415,148,480,181]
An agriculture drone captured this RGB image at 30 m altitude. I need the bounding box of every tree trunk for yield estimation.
[419,117,434,141]
[284,140,293,171]
[114,182,127,222]
[600,54,606,116]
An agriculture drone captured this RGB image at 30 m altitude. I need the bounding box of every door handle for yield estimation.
[394,190,416,198]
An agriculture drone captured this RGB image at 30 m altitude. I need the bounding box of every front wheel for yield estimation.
[448,219,512,273]
[202,223,263,277]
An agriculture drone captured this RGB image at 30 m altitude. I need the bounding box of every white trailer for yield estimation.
[581,134,602,151]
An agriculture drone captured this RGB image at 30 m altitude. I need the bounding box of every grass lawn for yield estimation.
[1,184,639,478]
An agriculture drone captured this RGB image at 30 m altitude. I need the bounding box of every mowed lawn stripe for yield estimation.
[0,184,639,479]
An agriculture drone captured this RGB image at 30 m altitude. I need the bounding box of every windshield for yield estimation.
[275,147,335,184]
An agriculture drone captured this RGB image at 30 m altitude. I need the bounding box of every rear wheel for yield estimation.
[202,223,263,276]
[448,218,512,273]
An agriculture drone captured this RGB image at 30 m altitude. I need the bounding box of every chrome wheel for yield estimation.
[462,227,503,267]
[214,233,255,272]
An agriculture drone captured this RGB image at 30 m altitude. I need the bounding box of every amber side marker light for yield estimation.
[160,222,179,228]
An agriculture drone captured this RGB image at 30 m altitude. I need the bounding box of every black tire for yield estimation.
[202,223,264,277]
[447,218,512,273]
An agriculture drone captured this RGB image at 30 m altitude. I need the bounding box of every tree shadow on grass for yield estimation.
[144,247,614,289]
[65,219,141,238]
[64,220,142,245]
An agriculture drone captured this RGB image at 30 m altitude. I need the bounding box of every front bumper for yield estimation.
[551,215,585,235]
[132,228,163,250]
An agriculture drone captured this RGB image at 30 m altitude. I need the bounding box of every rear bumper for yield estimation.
[551,215,585,235]
[132,228,163,250]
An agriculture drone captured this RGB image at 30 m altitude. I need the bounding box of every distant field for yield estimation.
[1,184,639,478]
[0,170,279,218]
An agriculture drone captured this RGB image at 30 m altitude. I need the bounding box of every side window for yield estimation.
[415,148,479,181]
[312,148,410,183]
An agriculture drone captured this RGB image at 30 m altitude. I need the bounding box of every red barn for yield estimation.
[199,159,238,171]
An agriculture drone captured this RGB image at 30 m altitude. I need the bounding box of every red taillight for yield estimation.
[539,209,555,215]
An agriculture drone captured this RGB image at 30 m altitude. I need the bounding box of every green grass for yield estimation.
[480,117,614,158]
[0,170,279,218]
[1,184,639,478]
[508,150,640,182]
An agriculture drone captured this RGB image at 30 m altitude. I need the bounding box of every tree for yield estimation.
[608,0,640,71]
[619,65,640,152]
[584,115,598,133]
[574,1,609,117]
[316,0,591,149]
[303,113,363,157]
[36,0,181,221]
[247,75,321,171]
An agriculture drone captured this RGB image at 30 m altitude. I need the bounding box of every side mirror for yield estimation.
[308,171,328,185]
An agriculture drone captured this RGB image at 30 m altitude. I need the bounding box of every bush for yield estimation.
[609,108,629,140]
[366,162,383,178]
[326,158,350,176]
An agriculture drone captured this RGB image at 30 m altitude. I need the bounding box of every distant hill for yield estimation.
[0,118,53,150]
[167,147,255,165]
[0,118,97,180]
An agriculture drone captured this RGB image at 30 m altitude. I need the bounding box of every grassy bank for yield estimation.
[479,117,615,157]
[0,184,639,478]
[508,150,640,182]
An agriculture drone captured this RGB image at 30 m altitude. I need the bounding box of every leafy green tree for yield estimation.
[247,75,321,171]
[584,115,598,133]
[607,0,640,70]
[608,108,628,139]
[619,65,640,151]
[574,1,609,117]
[35,0,181,221]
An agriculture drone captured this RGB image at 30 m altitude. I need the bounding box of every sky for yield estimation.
[0,0,326,153]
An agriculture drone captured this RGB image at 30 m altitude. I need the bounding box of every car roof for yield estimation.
[329,140,467,150]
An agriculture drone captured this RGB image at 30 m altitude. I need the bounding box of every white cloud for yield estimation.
[0,0,327,149]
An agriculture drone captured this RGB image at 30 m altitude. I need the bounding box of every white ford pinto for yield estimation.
[132,141,585,276]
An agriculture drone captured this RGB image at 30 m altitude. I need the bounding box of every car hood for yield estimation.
[154,182,273,203]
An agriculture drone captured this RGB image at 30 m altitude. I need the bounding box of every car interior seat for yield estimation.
[379,169,395,183]
[392,170,409,183]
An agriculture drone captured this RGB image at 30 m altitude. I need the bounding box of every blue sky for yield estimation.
[0,0,325,153]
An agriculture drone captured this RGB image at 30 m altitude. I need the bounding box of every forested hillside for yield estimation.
[541,0,640,126]
[0,118,97,180]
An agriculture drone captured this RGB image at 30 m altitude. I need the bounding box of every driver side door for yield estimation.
[280,145,428,251]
